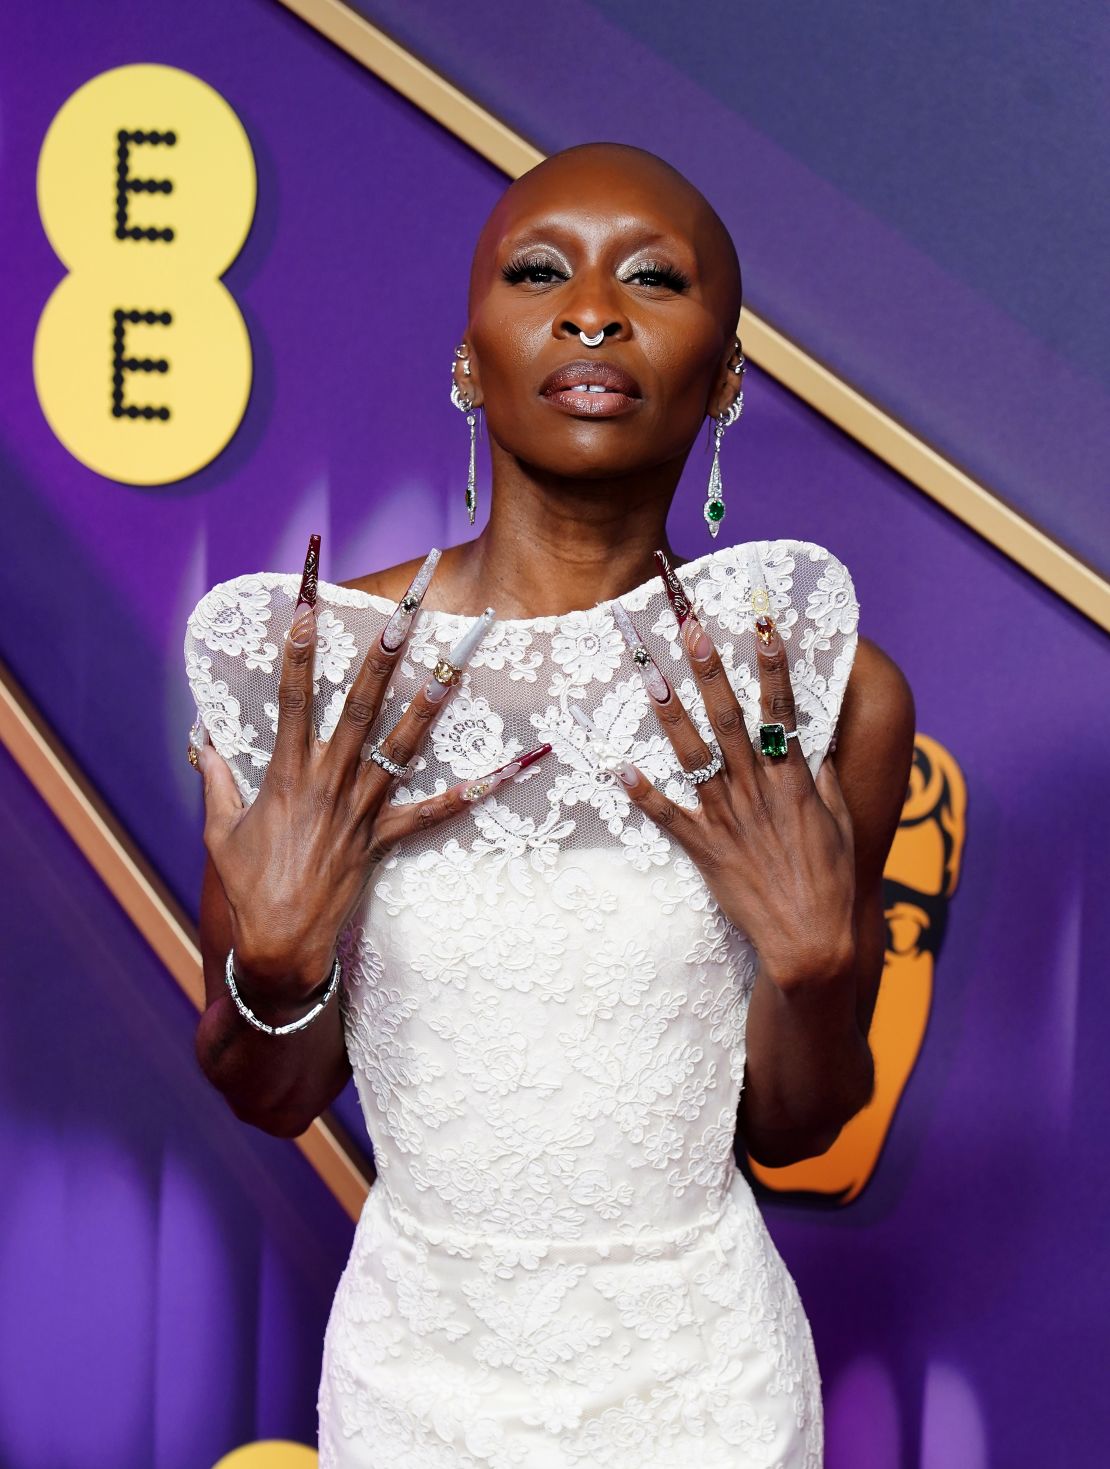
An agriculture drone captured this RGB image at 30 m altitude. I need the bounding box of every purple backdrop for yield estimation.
[355,0,1110,577]
[1,1,1107,1464]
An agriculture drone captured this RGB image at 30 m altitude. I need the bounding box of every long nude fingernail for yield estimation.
[654,549,692,628]
[461,743,552,802]
[294,533,321,612]
[609,600,671,704]
[684,614,713,662]
[290,600,315,647]
[424,607,495,703]
[380,547,441,651]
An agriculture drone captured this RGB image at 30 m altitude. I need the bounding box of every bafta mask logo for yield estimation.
[746,734,967,1204]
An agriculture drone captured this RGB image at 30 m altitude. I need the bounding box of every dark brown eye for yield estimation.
[501,254,567,285]
[623,263,691,291]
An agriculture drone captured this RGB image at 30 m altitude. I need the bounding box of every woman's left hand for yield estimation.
[615,609,858,994]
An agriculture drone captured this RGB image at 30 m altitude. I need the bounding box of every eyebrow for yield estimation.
[499,221,695,259]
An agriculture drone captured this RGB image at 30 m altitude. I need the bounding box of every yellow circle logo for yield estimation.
[34,63,256,484]
[211,1444,316,1469]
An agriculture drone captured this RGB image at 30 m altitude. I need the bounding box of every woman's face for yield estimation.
[463,149,742,483]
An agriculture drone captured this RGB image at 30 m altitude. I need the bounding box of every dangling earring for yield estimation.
[451,344,478,525]
[704,342,746,539]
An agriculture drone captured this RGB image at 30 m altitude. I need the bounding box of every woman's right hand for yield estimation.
[191,538,548,1017]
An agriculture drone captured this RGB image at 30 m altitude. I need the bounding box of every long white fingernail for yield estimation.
[424,607,495,702]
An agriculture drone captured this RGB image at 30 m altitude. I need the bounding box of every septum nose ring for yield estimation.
[579,329,606,347]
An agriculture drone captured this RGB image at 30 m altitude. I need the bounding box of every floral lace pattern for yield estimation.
[184,539,859,1467]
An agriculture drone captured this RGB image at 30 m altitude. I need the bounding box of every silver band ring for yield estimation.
[687,748,724,785]
[368,742,409,780]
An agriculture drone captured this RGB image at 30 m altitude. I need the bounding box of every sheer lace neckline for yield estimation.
[186,535,857,829]
[325,539,759,633]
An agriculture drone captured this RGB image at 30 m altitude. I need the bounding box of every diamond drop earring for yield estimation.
[704,342,746,538]
[451,344,479,525]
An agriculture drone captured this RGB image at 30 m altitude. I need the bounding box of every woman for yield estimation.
[185,142,914,1467]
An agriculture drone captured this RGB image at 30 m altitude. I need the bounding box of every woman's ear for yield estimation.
[708,335,746,419]
[452,341,483,410]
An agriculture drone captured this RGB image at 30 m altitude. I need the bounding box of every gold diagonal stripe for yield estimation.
[274,0,1109,634]
[0,655,373,1222]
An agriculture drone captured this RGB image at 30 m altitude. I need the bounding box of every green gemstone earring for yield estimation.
[704,347,745,538]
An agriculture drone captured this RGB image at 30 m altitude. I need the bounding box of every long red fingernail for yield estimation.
[512,743,553,774]
[295,533,321,611]
[654,549,692,628]
[461,743,552,803]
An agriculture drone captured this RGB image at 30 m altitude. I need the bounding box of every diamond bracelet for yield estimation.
[224,947,342,1036]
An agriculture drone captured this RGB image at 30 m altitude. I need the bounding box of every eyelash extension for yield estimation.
[500,254,691,291]
[501,253,566,284]
[623,261,691,291]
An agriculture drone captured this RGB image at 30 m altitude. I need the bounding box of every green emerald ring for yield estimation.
[757,722,802,759]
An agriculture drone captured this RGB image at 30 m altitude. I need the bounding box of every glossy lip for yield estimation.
[539,358,642,416]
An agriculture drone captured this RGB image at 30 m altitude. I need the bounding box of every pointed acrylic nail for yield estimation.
[460,743,552,802]
[754,614,778,649]
[609,600,671,704]
[424,607,495,702]
[380,547,441,651]
[294,533,321,612]
[569,703,628,783]
[654,549,692,628]
[683,615,714,663]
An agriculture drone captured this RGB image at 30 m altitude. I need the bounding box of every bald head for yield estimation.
[467,142,743,337]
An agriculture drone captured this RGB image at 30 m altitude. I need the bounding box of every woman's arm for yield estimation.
[187,538,525,1139]
[195,853,352,1138]
[611,586,915,1172]
[736,636,916,1167]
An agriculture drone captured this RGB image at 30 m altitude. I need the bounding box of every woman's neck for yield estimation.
[438,455,685,620]
[343,454,691,619]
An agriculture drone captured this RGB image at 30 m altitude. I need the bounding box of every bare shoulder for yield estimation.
[833,634,916,875]
[841,635,915,738]
[337,543,472,603]
[338,554,431,601]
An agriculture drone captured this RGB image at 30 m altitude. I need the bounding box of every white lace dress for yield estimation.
[183,537,859,1469]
